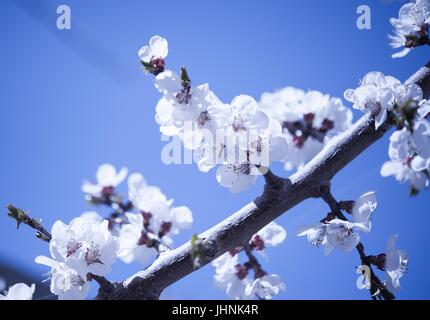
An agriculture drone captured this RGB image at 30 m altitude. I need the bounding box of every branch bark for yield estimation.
[96,61,430,300]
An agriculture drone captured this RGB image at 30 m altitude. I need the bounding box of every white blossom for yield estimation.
[117,212,158,264]
[352,191,377,232]
[297,223,330,252]
[239,119,288,167]
[223,95,269,137]
[82,164,128,198]
[385,234,408,292]
[389,0,430,58]
[381,158,429,191]
[127,173,193,236]
[325,219,368,254]
[260,88,352,170]
[49,215,119,277]
[253,222,287,248]
[156,94,228,150]
[299,219,368,255]
[35,256,90,300]
[344,72,401,130]
[381,123,430,191]
[34,212,119,300]
[0,283,35,300]
[244,274,286,300]
[212,253,249,300]
[138,35,168,63]
[216,163,258,193]
[155,71,212,123]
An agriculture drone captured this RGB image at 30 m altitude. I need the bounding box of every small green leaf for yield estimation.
[180,67,191,85]
[6,204,27,229]
[191,234,199,246]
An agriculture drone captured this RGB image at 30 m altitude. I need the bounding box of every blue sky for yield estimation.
[0,0,429,299]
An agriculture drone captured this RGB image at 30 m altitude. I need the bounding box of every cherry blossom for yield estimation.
[213,252,286,300]
[384,235,408,292]
[297,223,330,251]
[344,72,401,130]
[117,173,193,264]
[252,221,287,249]
[260,88,352,170]
[117,212,158,264]
[244,274,286,300]
[381,123,430,193]
[381,158,429,192]
[239,119,288,168]
[127,173,193,237]
[212,222,286,299]
[82,164,128,199]
[212,253,249,300]
[49,215,119,277]
[223,95,269,137]
[138,35,168,75]
[0,283,35,300]
[389,0,430,58]
[216,163,259,193]
[155,70,213,123]
[324,219,369,254]
[298,203,374,255]
[155,92,228,150]
[352,191,377,232]
[35,256,90,300]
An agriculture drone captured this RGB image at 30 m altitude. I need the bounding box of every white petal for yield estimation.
[411,156,430,171]
[256,222,287,247]
[392,48,411,59]
[375,108,388,130]
[149,35,168,59]
[380,161,404,178]
[35,255,57,268]
[5,283,35,300]
[138,45,152,62]
[154,70,182,98]
[230,95,258,117]
[171,206,193,230]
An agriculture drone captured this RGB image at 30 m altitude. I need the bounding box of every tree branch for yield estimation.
[96,61,430,300]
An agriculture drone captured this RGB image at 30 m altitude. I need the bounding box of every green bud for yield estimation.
[180,67,191,85]
[409,187,419,197]
[6,204,28,229]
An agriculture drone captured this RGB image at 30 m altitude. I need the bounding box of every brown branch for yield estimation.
[95,61,430,300]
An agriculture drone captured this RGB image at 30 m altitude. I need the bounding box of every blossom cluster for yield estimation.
[212,222,287,300]
[298,191,408,293]
[35,213,118,300]
[389,0,430,58]
[34,164,192,300]
[259,87,353,170]
[140,36,353,192]
[345,71,430,193]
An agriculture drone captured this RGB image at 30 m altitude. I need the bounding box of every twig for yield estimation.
[320,185,395,300]
[6,204,52,242]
